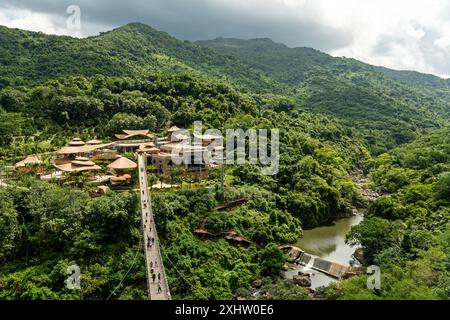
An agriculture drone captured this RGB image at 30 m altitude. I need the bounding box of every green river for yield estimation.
[284,214,364,289]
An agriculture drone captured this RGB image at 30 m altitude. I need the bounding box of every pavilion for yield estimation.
[138,143,159,154]
[107,156,137,185]
[54,157,101,173]
[15,155,43,172]
[86,139,103,145]
[113,130,154,153]
[167,125,181,133]
[107,156,138,172]
[55,138,112,164]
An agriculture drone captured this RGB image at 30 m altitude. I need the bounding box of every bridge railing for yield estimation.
[138,153,171,300]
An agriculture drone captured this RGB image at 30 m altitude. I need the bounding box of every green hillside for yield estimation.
[2,23,448,154]
[0,23,449,300]
[319,126,450,300]
[197,37,450,90]
[198,38,450,152]
[0,23,283,93]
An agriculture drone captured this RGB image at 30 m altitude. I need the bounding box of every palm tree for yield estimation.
[148,174,158,191]
[158,173,165,188]
[169,167,183,187]
[147,164,157,175]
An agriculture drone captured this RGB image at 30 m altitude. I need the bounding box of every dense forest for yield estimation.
[0,23,448,300]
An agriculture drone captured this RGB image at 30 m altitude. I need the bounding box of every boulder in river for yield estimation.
[293,275,312,287]
[297,270,312,277]
[306,287,315,295]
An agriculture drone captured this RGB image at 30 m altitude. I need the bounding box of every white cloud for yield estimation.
[0,4,109,37]
[0,7,80,37]
[0,0,449,78]
[435,36,450,50]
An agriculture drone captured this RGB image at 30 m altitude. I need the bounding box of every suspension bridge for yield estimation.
[137,153,171,300]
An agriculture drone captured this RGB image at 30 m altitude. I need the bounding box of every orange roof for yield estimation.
[110,174,132,182]
[193,227,214,235]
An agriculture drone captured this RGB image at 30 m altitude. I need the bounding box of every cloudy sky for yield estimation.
[1,0,449,78]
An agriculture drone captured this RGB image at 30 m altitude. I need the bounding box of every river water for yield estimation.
[284,214,364,289]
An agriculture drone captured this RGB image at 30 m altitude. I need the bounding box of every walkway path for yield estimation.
[137,153,171,300]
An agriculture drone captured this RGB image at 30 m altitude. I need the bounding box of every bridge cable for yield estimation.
[161,248,209,300]
[106,244,142,301]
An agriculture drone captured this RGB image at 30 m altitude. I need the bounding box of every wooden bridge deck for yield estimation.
[137,153,171,300]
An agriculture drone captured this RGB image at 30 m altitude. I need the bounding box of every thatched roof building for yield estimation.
[86,139,103,145]
[110,174,132,184]
[167,126,181,133]
[115,130,153,140]
[138,143,159,154]
[68,138,85,146]
[15,155,42,168]
[56,137,112,156]
[107,157,137,170]
[54,157,101,172]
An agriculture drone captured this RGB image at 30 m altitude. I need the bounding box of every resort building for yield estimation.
[107,156,138,173]
[54,138,113,164]
[15,155,43,173]
[20,124,222,187]
[149,142,209,179]
[113,130,153,153]
[106,156,138,186]
[54,157,102,173]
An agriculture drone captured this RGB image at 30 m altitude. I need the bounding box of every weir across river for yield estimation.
[280,244,351,279]
[297,252,350,279]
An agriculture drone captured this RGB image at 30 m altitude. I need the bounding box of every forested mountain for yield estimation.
[0,23,282,93]
[0,23,448,300]
[198,38,450,152]
[197,37,450,90]
[1,23,448,154]
[319,126,450,299]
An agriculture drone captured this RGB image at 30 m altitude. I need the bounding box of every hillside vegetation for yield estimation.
[319,126,450,299]
[1,23,449,152]
[0,23,448,300]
